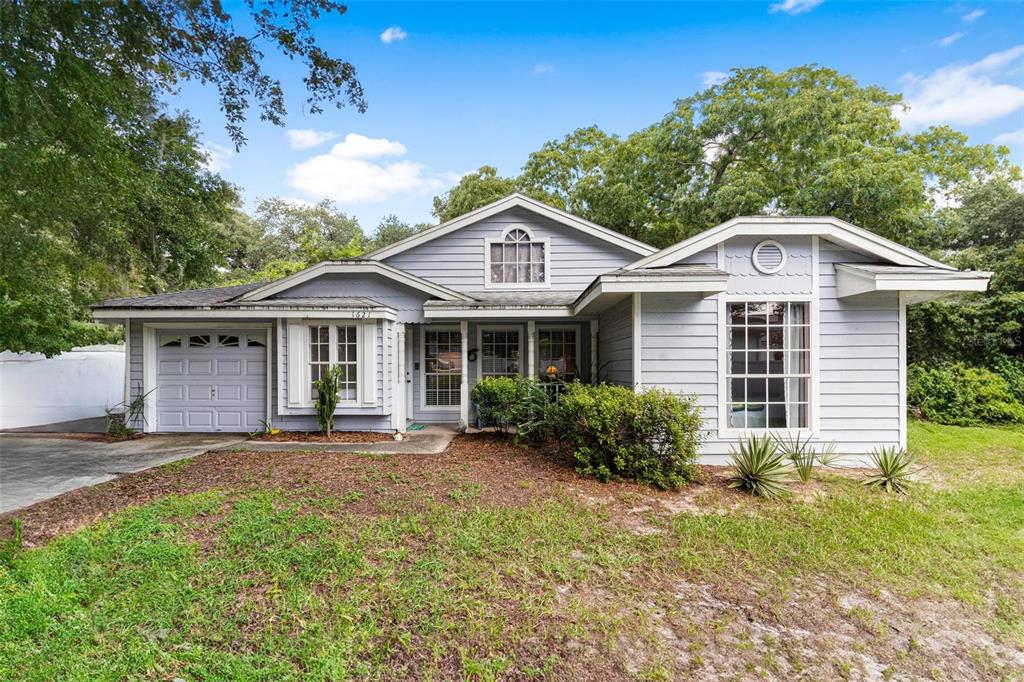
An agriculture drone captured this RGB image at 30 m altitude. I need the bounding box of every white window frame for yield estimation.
[420,325,463,412]
[306,323,361,406]
[476,325,524,380]
[483,224,552,290]
[717,294,818,438]
[536,324,582,381]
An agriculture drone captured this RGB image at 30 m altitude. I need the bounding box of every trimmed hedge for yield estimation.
[548,383,704,489]
[907,362,1024,426]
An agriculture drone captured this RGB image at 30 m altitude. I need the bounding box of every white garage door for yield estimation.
[155,330,267,432]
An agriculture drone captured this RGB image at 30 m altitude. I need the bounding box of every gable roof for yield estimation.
[237,259,473,302]
[623,216,955,271]
[365,193,658,260]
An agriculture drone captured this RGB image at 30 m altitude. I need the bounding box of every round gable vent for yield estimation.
[752,240,786,274]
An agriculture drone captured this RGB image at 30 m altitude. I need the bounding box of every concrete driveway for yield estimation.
[0,433,245,514]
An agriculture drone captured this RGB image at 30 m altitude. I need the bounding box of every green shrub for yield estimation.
[992,357,1024,404]
[907,362,1024,426]
[471,376,551,441]
[727,435,792,499]
[549,383,703,489]
[907,292,1023,366]
[863,446,915,495]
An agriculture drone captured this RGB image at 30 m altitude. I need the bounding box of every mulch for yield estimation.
[250,431,394,443]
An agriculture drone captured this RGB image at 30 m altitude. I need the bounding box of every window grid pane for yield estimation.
[425,330,462,407]
[489,230,545,284]
[726,301,811,430]
[309,325,330,401]
[481,329,520,377]
[538,329,577,381]
[336,325,359,402]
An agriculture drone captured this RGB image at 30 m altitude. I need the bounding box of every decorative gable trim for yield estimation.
[237,260,473,302]
[365,193,657,260]
[623,216,955,271]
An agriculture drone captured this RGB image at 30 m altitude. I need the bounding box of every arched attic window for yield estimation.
[487,226,549,286]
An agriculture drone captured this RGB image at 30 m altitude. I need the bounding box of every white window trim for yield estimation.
[716,293,819,439]
[420,324,463,412]
[305,323,361,408]
[483,224,552,290]
[141,322,272,434]
[476,325,524,380]
[752,239,787,275]
[536,323,582,380]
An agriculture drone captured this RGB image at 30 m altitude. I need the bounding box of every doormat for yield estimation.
[406,423,427,431]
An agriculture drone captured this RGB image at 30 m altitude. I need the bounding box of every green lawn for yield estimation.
[1,421,1022,680]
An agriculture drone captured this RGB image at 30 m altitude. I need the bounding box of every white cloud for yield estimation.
[700,71,729,86]
[285,128,338,150]
[994,127,1024,148]
[380,26,408,44]
[200,143,234,173]
[896,45,1024,130]
[285,134,451,204]
[962,9,985,24]
[936,31,965,47]
[769,0,823,16]
[532,63,555,76]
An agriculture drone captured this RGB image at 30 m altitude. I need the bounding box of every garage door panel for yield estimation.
[159,359,184,375]
[156,328,267,433]
[187,359,213,375]
[216,359,241,375]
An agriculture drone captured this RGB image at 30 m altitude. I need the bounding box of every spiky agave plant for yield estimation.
[728,434,792,499]
[772,432,815,483]
[863,446,915,494]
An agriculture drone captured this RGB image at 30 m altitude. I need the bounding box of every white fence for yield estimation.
[0,344,125,429]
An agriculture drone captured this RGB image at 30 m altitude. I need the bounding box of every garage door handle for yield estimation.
[210,386,216,399]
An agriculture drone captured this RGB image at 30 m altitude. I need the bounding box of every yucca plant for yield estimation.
[863,446,915,494]
[314,366,344,437]
[727,435,792,499]
[772,432,815,483]
[816,440,842,468]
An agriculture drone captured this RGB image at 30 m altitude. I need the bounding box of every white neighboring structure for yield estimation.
[0,344,125,429]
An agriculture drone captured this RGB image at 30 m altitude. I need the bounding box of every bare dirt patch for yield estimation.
[250,430,394,443]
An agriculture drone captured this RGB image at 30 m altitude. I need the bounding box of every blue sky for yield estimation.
[179,1,1024,230]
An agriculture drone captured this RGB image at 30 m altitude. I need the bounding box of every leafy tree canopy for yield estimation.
[0,0,364,354]
[440,66,1018,250]
[368,214,432,251]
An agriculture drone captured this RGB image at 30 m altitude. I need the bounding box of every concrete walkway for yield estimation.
[241,425,457,455]
[0,433,245,514]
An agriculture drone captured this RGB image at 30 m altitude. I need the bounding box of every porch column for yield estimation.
[590,319,599,383]
[459,320,469,431]
[122,319,131,405]
[632,292,642,391]
[394,323,406,432]
[527,321,536,378]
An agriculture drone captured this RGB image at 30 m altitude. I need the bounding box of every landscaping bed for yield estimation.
[250,430,394,444]
[1,422,1021,680]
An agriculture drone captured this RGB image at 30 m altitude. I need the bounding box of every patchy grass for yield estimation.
[0,420,1021,680]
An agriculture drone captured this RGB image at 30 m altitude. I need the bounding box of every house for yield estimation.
[92,194,990,461]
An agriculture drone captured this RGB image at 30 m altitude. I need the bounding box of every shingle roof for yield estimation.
[604,265,729,278]
[837,263,990,277]
[424,291,579,308]
[94,283,263,308]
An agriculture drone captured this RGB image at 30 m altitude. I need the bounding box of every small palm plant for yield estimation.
[863,446,915,495]
[773,432,815,483]
[314,366,344,437]
[728,435,792,499]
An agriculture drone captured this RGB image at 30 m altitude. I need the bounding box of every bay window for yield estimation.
[726,301,810,430]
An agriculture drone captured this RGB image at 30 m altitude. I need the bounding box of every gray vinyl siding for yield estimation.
[638,234,903,461]
[597,296,633,386]
[383,208,639,294]
[270,273,429,323]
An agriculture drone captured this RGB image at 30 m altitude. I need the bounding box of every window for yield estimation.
[480,328,520,378]
[245,333,265,348]
[159,333,182,348]
[488,227,546,285]
[188,335,210,348]
[424,329,462,407]
[538,328,578,382]
[336,325,358,401]
[308,324,359,402]
[727,301,810,430]
[217,334,239,348]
